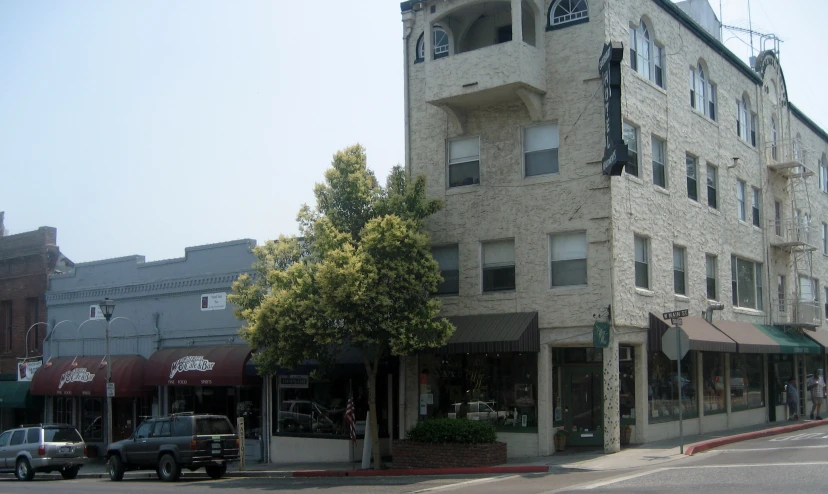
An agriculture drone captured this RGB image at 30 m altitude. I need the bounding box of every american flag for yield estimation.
[345,392,356,443]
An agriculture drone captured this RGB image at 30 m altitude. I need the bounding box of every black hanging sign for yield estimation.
[600,42,627,176]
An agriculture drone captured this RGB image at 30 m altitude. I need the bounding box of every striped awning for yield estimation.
[442,312,539,354]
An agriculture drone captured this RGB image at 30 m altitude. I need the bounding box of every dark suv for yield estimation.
[106,413,239,482]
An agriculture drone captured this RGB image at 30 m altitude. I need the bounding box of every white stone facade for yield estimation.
[400,0,828,457]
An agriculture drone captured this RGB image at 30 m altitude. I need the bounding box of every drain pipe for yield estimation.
[705,302,725,323]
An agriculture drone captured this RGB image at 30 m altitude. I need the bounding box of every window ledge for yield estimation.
[733,307,765,316]
[687,200,703,209]
[752,225,763,233]
[629,70,667,95]
[446,184,481,195]
[691,109,719,127]
[548,284,589,293]
[480,290,517,297]
[674,294,690,302]
[707,207,721,216]
[624,173,644,185]
[636,288,655,297]
[736,138,759,154]
[523,173,561,185]
[654,186,670,196]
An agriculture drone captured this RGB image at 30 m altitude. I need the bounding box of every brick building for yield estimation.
[0,212,72,428]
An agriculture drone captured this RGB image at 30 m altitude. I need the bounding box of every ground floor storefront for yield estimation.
[399,311,828,458]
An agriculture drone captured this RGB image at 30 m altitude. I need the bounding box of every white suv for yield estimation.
[0,424,87,481]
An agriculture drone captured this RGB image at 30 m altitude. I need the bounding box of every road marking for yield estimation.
[717,445,828,452]
[769,432,826,441]
[408,474,518,493]
[541,468,670,492]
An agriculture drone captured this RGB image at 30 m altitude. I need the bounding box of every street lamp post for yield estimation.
[99,298,116,447]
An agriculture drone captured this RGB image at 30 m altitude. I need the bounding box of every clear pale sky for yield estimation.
[1,0,825,263]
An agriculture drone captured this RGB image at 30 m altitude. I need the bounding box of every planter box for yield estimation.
[394,441,507,469]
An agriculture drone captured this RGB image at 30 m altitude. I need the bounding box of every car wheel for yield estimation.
[205,463,227,480]
[61,466,80,480]
[15,458,34,481]
[157,453,181,482]
[108,455,125,481]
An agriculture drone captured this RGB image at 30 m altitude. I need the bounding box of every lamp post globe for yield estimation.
[99,298,115,446]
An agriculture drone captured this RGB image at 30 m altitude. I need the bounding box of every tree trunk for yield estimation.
[364,352,382,469]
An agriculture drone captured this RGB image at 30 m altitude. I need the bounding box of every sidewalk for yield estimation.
[38,419,828,480]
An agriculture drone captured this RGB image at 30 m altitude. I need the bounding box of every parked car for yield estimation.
[278,400,342,433]
[0,423,87,481]
[106,413,239,482]
[447,401,509,423]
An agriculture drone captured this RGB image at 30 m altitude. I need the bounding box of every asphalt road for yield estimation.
[3,426,828,493]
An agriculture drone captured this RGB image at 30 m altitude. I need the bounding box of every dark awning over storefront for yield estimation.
[30,356,151,397]
[649,314,737,353]
[0,380,32,408]
[442,312,539,354]
[146,345,253,387]
[805,330,828,353]
[753,324,821,354]
[709,320,778,353]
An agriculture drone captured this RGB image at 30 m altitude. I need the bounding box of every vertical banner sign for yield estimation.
[237,417,246,471]
[593,321,610,349]
[600,42,628,176]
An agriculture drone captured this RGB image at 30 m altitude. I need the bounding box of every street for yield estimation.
[3,425,828,493]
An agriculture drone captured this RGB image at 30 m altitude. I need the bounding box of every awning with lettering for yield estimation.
[145,345,254,387]
[30,356,151,397]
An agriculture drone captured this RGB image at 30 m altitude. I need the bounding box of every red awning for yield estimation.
[30,355,151,397]
[145,346,253,387]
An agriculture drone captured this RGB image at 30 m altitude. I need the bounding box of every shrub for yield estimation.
[406,418,497,444]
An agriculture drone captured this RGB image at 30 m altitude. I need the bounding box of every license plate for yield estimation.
[59,446,71,453]
[212,442,221,455]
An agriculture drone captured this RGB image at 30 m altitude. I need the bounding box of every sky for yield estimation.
[0,0,826,263]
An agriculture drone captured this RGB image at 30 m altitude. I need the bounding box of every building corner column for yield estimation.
[538,344,553,455]
[603,335,620,453]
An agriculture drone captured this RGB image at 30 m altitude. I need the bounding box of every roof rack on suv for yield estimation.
[170,411,195,416]
[20,423,43,428]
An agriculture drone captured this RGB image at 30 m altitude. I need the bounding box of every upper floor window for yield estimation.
[737,96,756,146]
[706,164,718,209]
[820,155,828,193]
[652,136,666,188]
[549,232,587,287]
[770,116,778,161]
[634,235,650,289]
[686,155,698,201]
[737,180,746,221]
[415,25,450,62]
[673,245,687,296]
[731,256,763,310]
[706,254,718,300]
[432,245,459,295]
[630,21,664,88]
[448,136,480,188]
[523,124,559,177]
[482,240,515,292]
[623,122,639,177]
[752,187,761,227]
[690,64,717,120]
[549,0,589,29]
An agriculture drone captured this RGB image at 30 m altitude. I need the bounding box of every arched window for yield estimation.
[548,0,588,28]
[689,62,717,120]
[415,25,450,62]
[630,20,664,88]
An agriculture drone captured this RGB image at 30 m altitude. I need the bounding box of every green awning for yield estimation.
[0,381,32,409]
[753,325,822,354]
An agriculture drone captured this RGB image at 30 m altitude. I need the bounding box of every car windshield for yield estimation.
[196,418,234,435]
[44,427,83,443]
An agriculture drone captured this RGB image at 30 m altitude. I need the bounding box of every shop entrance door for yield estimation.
[563,365,603,447]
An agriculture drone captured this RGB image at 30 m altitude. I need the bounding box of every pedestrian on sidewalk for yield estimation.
[786,376,799,421]
[808,370,825,420]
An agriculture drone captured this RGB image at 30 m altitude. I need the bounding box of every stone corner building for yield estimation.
[399,0,828,457]
[0,212,73,429]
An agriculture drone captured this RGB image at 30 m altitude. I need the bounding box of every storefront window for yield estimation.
[81,398,103,441]
[648,351,697,423]
[55,397,74,426]
[702,352,726,415]
[771,355,794,411]
[169,385,260,427]
[419,353,538,433]
[730,354,764,411]
[620,347,635,424]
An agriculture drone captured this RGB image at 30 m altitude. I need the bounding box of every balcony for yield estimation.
[774,300,823,329]
[765,139,813,177]
[768,218,817,251]
[425,40,546,109]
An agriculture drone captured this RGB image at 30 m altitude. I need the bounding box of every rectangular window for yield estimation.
[702,352,725,414]
[523,124,559,177]
[731,256,764,310]
[730,354,765,411]
[654,45,664,88]
[648,351,697,423]
[706,165,717,209]
[821,159,828,193]
[448,136,480,188]
[634,235,649,289]
[774,201,782,236]
[686,155,698,201]
[752,187,761,227]
[689,69,695,109]
[823,223,828,255]
[709,84,717,121]
[652,136,666,188]
[431,245,459,295]
[751,113,757,147]
[673,246,686,295]
[0,301,11,352]
[706,254,717,300]
[549,232,587,287]
[778,275,786,313]
[623,123,639,177]
[737,180,746,221]
[482,240,515,292]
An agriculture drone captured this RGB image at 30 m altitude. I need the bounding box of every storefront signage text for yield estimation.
[18,360,42,382]
[278,375,309,389]
[200,292,227,311]
[169,356,216,379]
[59,367,95,389]
[599,41,628,176]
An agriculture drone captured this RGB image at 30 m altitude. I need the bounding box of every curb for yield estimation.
[685,419,828,455]
[292,465,550,477]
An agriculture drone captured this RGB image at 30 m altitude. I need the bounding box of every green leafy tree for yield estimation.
[230,144,454,468]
